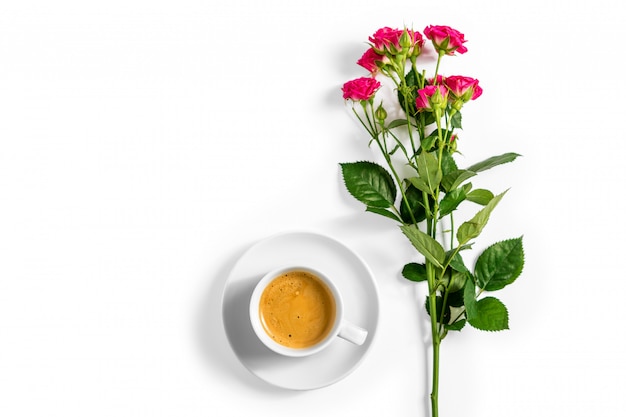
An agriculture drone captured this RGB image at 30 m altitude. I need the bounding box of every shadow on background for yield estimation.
[193,240,300,397]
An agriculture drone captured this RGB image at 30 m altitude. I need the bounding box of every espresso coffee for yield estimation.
[258,270,336,349]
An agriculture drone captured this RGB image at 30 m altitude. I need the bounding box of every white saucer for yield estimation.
[221,230,380,390]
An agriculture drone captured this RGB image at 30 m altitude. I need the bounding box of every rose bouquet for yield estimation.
[340,26,524,416]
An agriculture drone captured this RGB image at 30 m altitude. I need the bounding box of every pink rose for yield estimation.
[423,25,467,55]
[369,27,402,50]
[357,48,388,75]
[444,76,482,101]
[342,77,381,101]
[368,27,424,57]
[428,74,445,85]
[415,85,448,111]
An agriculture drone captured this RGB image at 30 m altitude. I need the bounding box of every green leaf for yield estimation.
[457,190,507,244]
[387,119,409,129]
[422,112,437,127]
[445,319,466,331]
[467,297,510,331]
[440,150,458,177]
[466,152,521,173]
[447,253,470,293]
[402,262,427,282]
[365,206,403,222]
[340,162,397,208]
[450,111,462,129]
[425,295,450,324]
[421,130,438,151]
[439,183,472,218]
[448,252,469,273]
[475,237,525,291]
[416,151,441,195]
[464,278,478,319]
[441,169,476,192]
[399,183,428,224]
[447,270,468,293]
[400,224,446,269]
[403,68,422,87]
[466,189,494,205]
[464,275,509,331]
[408,177,431,195]
[447,287,466,307]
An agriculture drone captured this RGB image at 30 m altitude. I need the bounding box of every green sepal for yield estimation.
[400,224,446,269]
[475,237,525,291]
[402,262,427,282]
[340,161,397,208]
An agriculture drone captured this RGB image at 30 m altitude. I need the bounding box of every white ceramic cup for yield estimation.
[249,266,368,357]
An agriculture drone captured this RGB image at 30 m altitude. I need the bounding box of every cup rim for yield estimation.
[249,265,344,357]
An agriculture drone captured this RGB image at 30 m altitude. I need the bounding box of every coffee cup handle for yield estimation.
[338,320,368,346]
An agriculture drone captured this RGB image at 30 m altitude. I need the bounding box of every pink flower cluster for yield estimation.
[370,27,424,57]
[415,75,483,111]
[342,25,481,113]
[355,27,424,75]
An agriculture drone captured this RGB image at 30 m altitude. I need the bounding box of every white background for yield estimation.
[1,1,624,416]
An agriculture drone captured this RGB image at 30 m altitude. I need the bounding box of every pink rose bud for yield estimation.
[444,76,482,102]
[423,25,468,55]
[415,85,448,112]
[342,77,381,101]
[449,134,458,152]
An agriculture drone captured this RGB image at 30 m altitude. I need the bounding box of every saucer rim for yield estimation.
[221,229,380,390]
